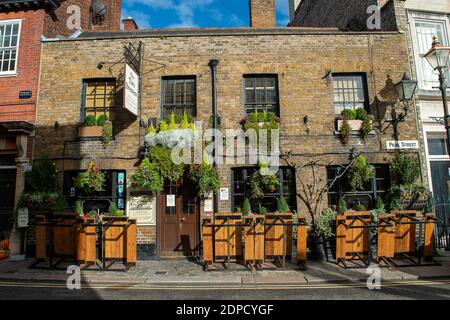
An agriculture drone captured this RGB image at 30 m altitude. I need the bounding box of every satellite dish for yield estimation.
[91,0,106,17]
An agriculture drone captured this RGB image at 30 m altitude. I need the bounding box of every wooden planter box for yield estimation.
[424,213,436,258]
[377,213,396,260]
[101,216,137,267]
[78,126,102,138]
[337,119,362,131]
[264,213,293,260]
[393,210,418,255]
[76,217,97,265]
[214,213,243,263]
[52,213,78,257]
[201,218,214,267]
[296,214,308,266]
[336,211,371,263]
[244,215,265,266]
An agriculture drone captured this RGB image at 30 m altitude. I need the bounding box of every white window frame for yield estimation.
[0,19,22,77]
[409,12,450,91]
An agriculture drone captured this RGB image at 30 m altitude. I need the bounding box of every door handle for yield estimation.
[181,217,186,222]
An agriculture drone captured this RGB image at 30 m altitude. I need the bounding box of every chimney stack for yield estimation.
[249,0,276,28]
[123,17,139,31]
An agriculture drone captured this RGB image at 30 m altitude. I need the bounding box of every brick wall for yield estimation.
[35,28,418,243]
[43,0,91,37]
[249,0,276,28]
[91,0,122,32]
[0,9,44,127]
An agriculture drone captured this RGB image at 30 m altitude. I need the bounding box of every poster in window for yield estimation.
[128,195,156,225]
[124,63,139,116]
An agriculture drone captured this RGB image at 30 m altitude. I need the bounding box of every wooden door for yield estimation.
[158,181,200,257]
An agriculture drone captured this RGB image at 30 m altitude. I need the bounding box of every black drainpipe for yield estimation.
[208,59,219,215]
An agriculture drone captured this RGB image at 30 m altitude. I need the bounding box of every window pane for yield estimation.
[428,133,448,156]
[332,74,368,114]
[162,78,196,117]
[244,76,279,115]
[83,79,116,121]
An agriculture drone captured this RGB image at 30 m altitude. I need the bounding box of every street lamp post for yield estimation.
[424,36,450,250]
[424,36,450,156]
[386,74,418,140]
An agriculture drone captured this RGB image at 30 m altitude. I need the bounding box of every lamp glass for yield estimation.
[394,75,418,102]
[425,47,450,70]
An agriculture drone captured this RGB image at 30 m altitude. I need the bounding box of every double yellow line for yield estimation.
[0,279,450,291]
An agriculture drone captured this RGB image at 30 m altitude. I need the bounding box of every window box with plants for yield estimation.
[78,115,113,144]
[336,108,374,144]
[240,111,281,148]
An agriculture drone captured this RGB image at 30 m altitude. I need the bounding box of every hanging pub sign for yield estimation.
[123,63,139,116]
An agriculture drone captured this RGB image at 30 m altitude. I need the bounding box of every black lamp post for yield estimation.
[387,74,418,140]
[424,36,450,156]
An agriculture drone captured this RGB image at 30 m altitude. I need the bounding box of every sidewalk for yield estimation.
[1,253,450,286]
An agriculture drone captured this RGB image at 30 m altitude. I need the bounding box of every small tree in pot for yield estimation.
[316,208,337,261]
[282,147,362,261]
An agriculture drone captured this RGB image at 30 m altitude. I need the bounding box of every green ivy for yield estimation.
[130,158,164,196]
[148,146,185,182]
[347,155,375,191]
[74,161,106,194]
[317,208,336,239]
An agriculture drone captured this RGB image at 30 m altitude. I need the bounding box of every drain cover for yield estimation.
[155,271,167,275]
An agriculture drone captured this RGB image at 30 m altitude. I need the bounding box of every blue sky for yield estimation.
[121,0,291,29]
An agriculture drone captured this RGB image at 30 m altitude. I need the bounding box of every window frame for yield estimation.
[327,164,390,210]
[161,76,197,118]
[331,73,370,116]
[80,78,117,121]
[409,11,450,91]
[243,74,280,116]
[231,166,297,212]
[0,19,22,77]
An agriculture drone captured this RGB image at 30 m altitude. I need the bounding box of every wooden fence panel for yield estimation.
[103,218,127,260]
[265,213,293,259]
[202,220,213,263]
[424,213,436,258]
[126,220,137,264]
[336,215,346,260]
[35,215,46,260]
[244,215,265,264]
[296,214,308,264]
[214,213,243,262]
[377,214,395,259]
[394,211,417,254]
[344,212,371,258]
[53,214,77,257]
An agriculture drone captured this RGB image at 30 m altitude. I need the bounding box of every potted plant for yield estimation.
[316,208,337,261]
[74,161,106,195]
[78,115,102,138]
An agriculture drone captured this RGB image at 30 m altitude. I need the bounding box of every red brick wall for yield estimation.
[91,0,122,32]
[0,10,44,124]
[43,0,91,37]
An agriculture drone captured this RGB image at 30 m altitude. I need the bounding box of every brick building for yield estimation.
[0,0,123,246]
[33,0,418,259]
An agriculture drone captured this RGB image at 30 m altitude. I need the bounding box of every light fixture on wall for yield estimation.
[385,73,418,140]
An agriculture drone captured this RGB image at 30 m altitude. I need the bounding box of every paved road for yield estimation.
[0,279,450,300]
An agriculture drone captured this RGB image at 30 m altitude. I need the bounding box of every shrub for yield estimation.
[96,114,109,126]
[391,152,420,186]
[83,115,97,127]
[25,158,57,193]
[108,201,118,216]
[356,203,366,211]
[347,155,375,191]
[277,197,290,213]
[340,119,351,145]
[130,158,164,195]
[317,208,336,239]
[243,198,252,215]
[259,206,268,215]
[74,200,84,215]
[375,197,385,211]
[148,146,185,182]
[338,196,347,214]
[355,108,369,120]
[247,164,280,199]
[341,109,357,120]
[360,117,373,141]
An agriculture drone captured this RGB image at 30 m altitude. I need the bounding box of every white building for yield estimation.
[407,0,450,222]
